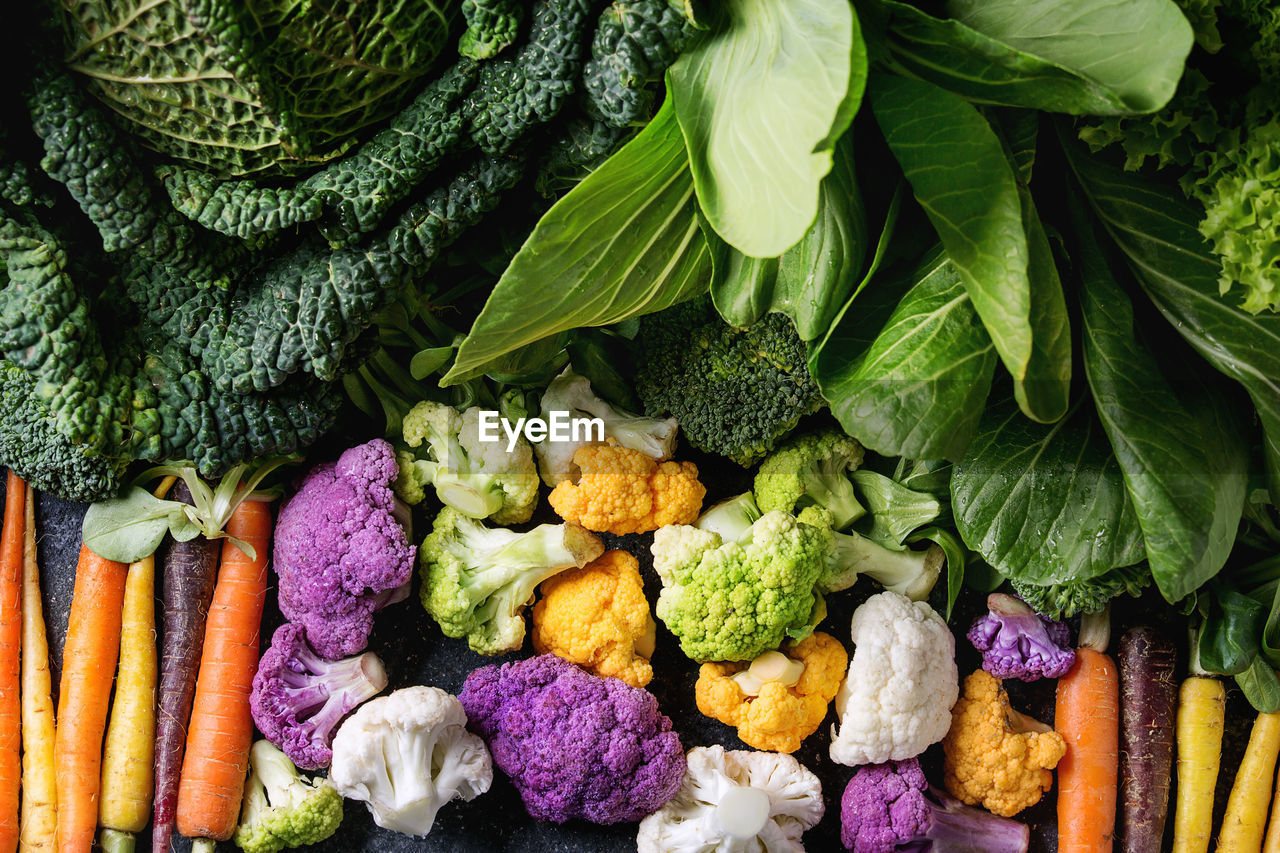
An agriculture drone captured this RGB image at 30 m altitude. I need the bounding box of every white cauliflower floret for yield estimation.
[829,591,958,767]
[329,685,492,837]
[534,366,678,486]
[637,745,824,853]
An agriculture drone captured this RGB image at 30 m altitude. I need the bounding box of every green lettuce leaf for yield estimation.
[878,0,1191,116]
[1078,218,1247,603]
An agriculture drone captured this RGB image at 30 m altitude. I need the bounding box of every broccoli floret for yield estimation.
[250,623,389,771]
[635,298,823,466]
[232,741,344,853]
[534,366,678,486]
[754,427,866,529]
[1010,563,1152,620]
[419,508,605,655]
[0,360,126,502]
[395,401,539,525]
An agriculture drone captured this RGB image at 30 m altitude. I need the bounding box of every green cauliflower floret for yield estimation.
[233,740,344,853]
[635,298,823,466]
[0,361,126,503]
[395,401,538,525]
[460,0,524,59]
[419,507,605,654]
[652,505,832,663]
[1010,563,1153,621]
[753,427,866,530]
[657,498,945,662]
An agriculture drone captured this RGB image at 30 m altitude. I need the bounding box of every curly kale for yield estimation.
[1009,563,1152,621]
[1076,0,1280,313]
[460,0,525,59]
[0,0,696,488]
[583,0,703,126]
[635,298,822,466]
[0,360,126,502]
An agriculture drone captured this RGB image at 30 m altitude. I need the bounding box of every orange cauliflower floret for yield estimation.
[531,550,656,688]
[547,444,705,535]
[942,669,1066,817]
[694,632,848,753]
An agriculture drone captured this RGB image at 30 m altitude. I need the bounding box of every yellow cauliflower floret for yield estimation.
[942,669,1066,817]
[531,550,656,688]
[547,444,705,535]
[694,632,848,753]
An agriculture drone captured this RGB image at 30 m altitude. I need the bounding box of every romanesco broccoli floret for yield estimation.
[651,506,833,663]
[233,741,344,853]
[395,401,538,525]
[754,427,866,529]
[419,508,605,654]
[1009,563,1152,620]
[635,298,823,466]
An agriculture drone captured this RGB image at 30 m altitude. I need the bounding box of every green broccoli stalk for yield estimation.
[754,427,866,529]
[1009,563,1153,620]
[818,526,946,602]
[419,508,605,655]
[231,741,344,853]
[693,492,764,544]
[395,400,539,525]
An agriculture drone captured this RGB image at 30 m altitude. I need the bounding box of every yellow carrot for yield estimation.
[1219,709,1280,853]
[98,554,158,853]
[18,485,55,853]
[98,475,174,853]
[1264,759,1280,853]
[1172,675,1227,853]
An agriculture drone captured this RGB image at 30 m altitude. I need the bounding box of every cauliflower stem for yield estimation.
[820,529,945,602]
[233,741,343,853]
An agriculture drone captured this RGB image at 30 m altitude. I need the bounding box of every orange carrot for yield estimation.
[55,544,129,853]
[1057,607,1120,853]
[0,472,25,853]
[175,499,273,852]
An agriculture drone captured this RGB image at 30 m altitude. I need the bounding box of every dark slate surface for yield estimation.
[7,460,1256,853]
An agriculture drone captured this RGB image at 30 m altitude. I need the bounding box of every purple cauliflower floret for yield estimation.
[251,622,389,770]
[840,757,1030,853]
[967,592,1075,682]
[274,439,416,658]
[459,654,686,824]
